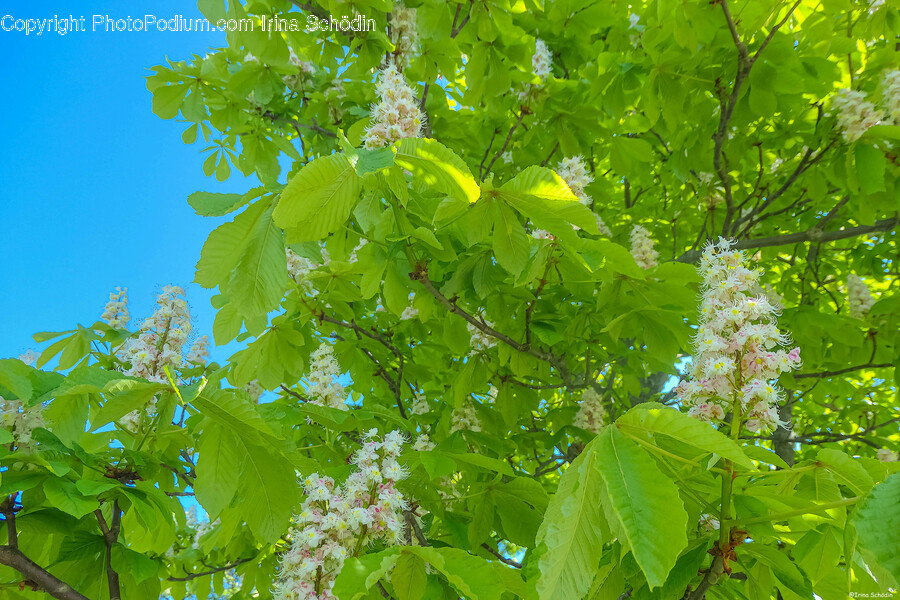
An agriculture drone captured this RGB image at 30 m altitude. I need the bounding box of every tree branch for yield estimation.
[95,500,122,600]
[481,543,523,568]
[677,216,899,263]
[483,112,524,180]
[167,556,255,582]
[409,263,575,385]
[0,546,90,600]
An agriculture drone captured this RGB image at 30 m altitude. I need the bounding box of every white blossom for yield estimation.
[389,5,419,68]
[450,403,481,433]
[102,287,130,329]
[467,321,497,355]
[18,349,38,366]
[532,39,551,81]
[881,69,900,125]
[364,65,424,149]
[832,88,883,143]
[675,238,802,433]
[573,387,607,434]
[848,274,875,319]
[876,448,898,462]
[306,343,348,410]
[275,432,412,600]
[630,225,658,269]
[0,395,44,448]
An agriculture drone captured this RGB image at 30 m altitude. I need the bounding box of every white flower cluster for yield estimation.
[245,379,264,403]
[876,448,898,462]
[675,239,802,433]
[557,156,592,205]
[306,343,347,410]
[408,392,429,416]
[832,88,883,143]
[412,433,435,451]
[557,156,610,236]
[287,248,320,283]
[400,293,418,320]
[467,321,497,355]
[532,39,551,81]
[117,285,193,384]
[848,274,876,319]
[284,48,317,92]
[102,287,130,329]
[531,229,554,240]
[18,349,38,366]
[274,430,411,600]
[450,403,481,433]
[630,225,658,269]
[364,65,424,150]
[389,5,418,69]
[185,335,209,365]
[573,387,607,434]
[0,395,44,447]
[883,70,900,124]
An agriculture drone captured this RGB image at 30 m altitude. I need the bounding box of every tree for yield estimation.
[2,0,900,598]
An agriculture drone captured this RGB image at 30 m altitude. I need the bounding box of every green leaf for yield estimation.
[403,546,526,600]
[151,83,190,119]
[391,551,427,600]
[192,391,297,542]
[187,191,249,217]
[492,201,529,276]
[854,144,886,195]
[393,138,480,204]
[817,449,875,496]
[854,472,900,580]
[333,547,401,600]
[195,424,241,518]
[536,436,609,600]
[355,147,395,175]
[595,426,688,588]
[497,166,599,235]
[196,199,270,289]
[274,153,363,242]
[741,543,814,599]
[44,478,97,518]
[227,205,288,318]
[617,405,755,470]
[0,359,33,401]
[111,545,159,583]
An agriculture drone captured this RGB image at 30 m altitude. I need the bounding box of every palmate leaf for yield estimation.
[226,204,289,318]
[616,404,755,470]
[595,426,688,589]
[491,200,529,276]
[497,166,600,236]
[536,435,609,600]
[403,546,526,600]
[196,199,270,289]
[187,191,249,216]
[393,138,480,204]
[192,390,297,542]
[854,471,900,580]
[273,152,363,242]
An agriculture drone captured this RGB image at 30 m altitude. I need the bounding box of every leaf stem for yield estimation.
[735,496,860,526]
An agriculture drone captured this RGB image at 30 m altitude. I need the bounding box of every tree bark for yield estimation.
[0,546,90,600]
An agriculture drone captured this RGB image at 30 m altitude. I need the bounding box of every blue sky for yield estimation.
[0,1,253,362]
